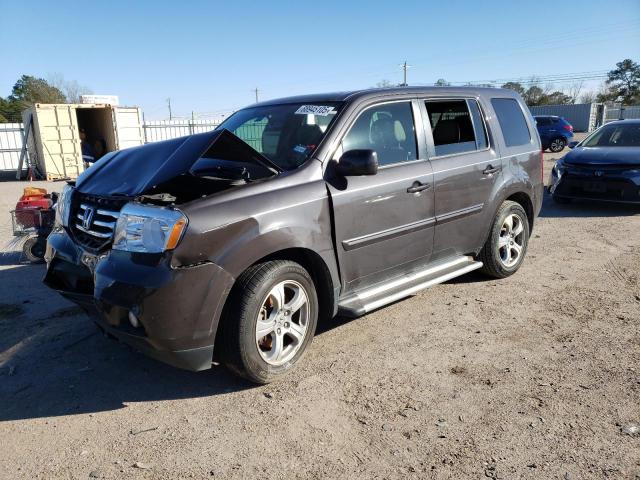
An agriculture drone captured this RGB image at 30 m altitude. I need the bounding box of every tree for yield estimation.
[595,81,618,103]
[501,81,525,96]
[376,79,393,88]
[578,91,597,104]
[523,85,545,106]
[434,78,450,87]
[9,75,66,105]
[545,91,573,105]
[605,59,640,104]
[0,75,67,122]
[48,73,93,102]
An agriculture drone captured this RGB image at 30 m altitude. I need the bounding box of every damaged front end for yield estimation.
[44,129,277,370]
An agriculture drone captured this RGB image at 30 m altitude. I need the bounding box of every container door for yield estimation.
[36,105,83,180]
[112,107,144,150]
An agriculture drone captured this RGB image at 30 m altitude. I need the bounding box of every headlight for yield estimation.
[552,160,565,178]
[112,203,188,253]
[55,184,74,227]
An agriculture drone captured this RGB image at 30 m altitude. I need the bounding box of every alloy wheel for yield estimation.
[550,138,565,152]
[498,213,525,268]
[255,280,309,366]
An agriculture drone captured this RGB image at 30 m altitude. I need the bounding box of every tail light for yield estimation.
[563,124,573,132]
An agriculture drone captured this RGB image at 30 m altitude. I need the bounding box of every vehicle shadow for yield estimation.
[538,191,639,218]
[0,261,257,422]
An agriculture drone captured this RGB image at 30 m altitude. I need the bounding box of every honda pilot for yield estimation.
[45,87,543,383]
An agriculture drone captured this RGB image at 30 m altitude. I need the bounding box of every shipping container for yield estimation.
[21,103,143,180]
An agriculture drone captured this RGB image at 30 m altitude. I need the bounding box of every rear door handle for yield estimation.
[483,164,501,175]
[407,181,431,193]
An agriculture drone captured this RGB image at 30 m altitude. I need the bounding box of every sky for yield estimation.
[1,0,639,120]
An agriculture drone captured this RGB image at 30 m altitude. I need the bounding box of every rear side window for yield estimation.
[491,98,531,147]
[425,99,488,156]
[467,100,488,150]
[535,117,551,126]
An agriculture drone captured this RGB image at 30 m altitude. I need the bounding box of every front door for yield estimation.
[326,100,435,293]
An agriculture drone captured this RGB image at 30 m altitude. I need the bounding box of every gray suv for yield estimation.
[45,87,543,383]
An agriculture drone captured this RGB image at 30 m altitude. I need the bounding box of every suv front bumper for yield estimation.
[44,228,235,371]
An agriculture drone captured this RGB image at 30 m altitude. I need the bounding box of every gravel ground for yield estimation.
[1,140,639,479]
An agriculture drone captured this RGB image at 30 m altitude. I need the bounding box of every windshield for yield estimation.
[582,123,640,147]
[217,102,342,170]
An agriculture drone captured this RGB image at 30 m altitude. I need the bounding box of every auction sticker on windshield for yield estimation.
[295,105,336,116]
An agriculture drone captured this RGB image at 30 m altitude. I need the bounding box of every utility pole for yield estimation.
[400,61,411,87]
[166,97,172,120]
[254,88,260,103]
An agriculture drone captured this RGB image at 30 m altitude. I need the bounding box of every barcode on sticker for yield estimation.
[295,105,336,116]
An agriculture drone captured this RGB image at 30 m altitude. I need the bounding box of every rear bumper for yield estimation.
[44,228,235,371]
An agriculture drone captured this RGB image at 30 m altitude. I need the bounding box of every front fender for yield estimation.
[173,192,340,295]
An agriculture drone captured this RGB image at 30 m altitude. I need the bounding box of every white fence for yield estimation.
[0,123,25,171]
[605,105,640,123]
[143,119,222,143]
[0,119,223,173]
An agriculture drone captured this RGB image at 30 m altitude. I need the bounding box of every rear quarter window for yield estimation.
[491,98,531,147]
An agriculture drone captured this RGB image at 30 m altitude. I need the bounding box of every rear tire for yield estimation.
[549,137,566,153]
[478,201,530,279]
[22,235,45,263]
[218,260,318,384]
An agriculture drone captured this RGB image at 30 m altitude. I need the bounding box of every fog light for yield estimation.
[128,311,140,328]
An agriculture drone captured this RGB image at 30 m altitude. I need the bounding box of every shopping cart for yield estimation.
[9,187,57,263]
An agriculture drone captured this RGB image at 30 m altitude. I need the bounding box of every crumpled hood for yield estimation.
[75,129,279,196]
[564,146,640,167]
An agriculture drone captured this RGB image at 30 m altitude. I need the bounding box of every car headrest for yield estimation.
[433,119,461,145]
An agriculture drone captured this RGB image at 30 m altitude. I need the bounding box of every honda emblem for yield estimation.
[82,207,95,230]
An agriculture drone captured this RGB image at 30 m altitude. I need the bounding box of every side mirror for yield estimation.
[568,141,579,149]
[338,149,378,176]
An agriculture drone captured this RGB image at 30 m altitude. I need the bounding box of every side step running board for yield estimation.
[338,256,483,318]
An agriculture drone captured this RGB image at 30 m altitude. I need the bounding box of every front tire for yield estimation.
[219,260,318,384]
[549,137,566,153]
[478,201,530,279]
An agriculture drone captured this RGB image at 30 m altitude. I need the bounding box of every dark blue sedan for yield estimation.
[534,115,574,153]
[549,120,640,204]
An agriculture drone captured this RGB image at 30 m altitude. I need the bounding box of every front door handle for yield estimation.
[407,181,431,193]
[483,164,501,175]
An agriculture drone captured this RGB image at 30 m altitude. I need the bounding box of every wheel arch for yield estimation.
[216,245,338,345]
[504,191,534,232]
[256,247,337,323]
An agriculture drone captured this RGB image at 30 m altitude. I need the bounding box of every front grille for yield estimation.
[560,176,639,202]
[70,194,128,252]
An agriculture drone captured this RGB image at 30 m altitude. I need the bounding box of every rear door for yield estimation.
[421,98,501,259]
[112,107,144,150]
[326,99,435,292]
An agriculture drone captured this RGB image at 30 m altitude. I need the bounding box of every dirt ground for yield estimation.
[1,140,639,479]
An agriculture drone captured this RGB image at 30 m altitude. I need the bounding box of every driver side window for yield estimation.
[342,102,417,166]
